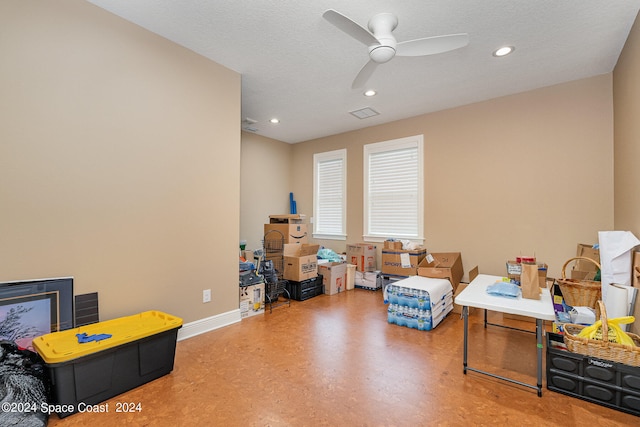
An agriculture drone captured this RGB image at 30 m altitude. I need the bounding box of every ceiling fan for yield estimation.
[322,9,469,89]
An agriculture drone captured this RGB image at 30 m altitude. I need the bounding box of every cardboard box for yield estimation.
[283,244,319,281]
[417,252,464,291]
[318,262,347,295]
[269,214,305,224]
[264,223,309,244]
[453,283,475,315]
[570,270,597,281]
[354,270,382,290]
[505,259,548,286]
[452,266,478,315]
[506,260,522,281]
[346,243,377,272]
[239,282,265,318]
[575,243,600,272]
[383,240,403,250]
[381,248,427,277]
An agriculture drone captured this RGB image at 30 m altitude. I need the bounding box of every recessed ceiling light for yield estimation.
[493,46,515,57]
[269,118,280,124]
[364,89,377,97]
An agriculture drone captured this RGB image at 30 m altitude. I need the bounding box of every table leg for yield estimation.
[484,308,487,328]
[536,318,543,397]
[463,305,468,374]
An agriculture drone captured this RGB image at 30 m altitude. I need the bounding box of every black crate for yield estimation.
[546,332,640,416]
[286,275,323,301]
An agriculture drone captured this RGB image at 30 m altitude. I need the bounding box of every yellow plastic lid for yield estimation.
[32,310,182,364]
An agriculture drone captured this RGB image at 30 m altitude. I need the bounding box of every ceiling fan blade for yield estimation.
[323,9,379,46]
[396,33,469,57]
[352,60,379,89]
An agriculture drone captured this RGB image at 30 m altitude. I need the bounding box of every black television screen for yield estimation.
[0,277,73,351]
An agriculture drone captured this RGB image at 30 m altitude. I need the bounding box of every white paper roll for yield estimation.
[604,283,630,331]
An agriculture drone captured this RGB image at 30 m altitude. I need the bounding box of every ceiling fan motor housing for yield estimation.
[367,13,398,63]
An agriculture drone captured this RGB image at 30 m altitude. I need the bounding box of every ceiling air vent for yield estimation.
[242,117,259,132]
[349,107,380,119]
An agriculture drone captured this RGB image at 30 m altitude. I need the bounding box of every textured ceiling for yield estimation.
[88,0,640,143]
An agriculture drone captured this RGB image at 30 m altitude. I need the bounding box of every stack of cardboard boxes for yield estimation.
[264,214,350,297]
[347,243,380,289]
[381,241,427,277]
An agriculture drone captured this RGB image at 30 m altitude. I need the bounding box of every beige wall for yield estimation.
[240,132,292,252]
[2,0,635,330]
[290,75,615,279]
[0,1,241,323]
[614,12,640,236]
[613,11,640,334]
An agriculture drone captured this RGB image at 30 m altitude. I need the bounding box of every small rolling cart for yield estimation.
[261,230,290,312]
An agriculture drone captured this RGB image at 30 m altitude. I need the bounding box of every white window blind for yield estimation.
[313,149,346,240]
[364,135,424,241]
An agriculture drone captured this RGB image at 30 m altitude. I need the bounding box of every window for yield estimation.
[363,135,424,242]
[313,149,347,240]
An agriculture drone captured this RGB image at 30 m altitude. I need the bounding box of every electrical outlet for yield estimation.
[202,289,211,303]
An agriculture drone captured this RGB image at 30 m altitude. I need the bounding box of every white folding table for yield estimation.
[454,274,556,396]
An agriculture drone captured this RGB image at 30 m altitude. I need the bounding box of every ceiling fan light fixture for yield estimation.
[493,46,514,57]
[369,45,396,63]
[364,89,377,97]
[269,118,280,124]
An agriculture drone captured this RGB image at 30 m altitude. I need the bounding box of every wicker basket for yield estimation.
[564,301,640,367]
[557,256,602,308]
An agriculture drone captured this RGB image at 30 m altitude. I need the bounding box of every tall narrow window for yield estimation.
[313,149,347,240]
[363,135,424,242]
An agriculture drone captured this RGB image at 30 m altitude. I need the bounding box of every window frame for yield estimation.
[312,148,347,240]
[363,135,424,243]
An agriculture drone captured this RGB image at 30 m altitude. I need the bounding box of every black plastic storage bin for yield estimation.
[546,332,640,416]
[33,311,182,418]
[286,275,323,301]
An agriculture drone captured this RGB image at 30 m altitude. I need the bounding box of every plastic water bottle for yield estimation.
[425,309,432,331]
[408,307,418,329]
[387,303,396,324]
[396,305,406,327]
[389,285,398,305]
[399,287,411,306]
[417,290,426,309]
[408,289,419,309]
[406,307,415,328]
[395,287,404,306]
[417,309,426,330]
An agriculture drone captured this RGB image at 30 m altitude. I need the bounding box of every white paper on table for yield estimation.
[598,231,640,301]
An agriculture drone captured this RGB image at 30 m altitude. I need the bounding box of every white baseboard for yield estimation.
[177,308,241,341]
